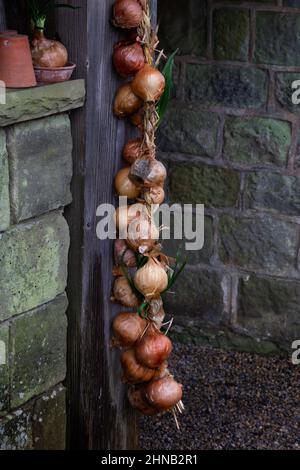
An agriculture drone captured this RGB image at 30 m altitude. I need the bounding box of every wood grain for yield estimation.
[56,0,157,450]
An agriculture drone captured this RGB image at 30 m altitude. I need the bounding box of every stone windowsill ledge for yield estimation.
[0,79,85,127]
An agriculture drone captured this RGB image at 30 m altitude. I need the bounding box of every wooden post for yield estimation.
[56,0,157,450]
[0,0,6,30]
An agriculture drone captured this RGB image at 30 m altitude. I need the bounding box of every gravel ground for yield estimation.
[139,343,300,450]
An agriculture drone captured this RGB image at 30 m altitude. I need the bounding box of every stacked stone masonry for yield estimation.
[158,0,300,354]
[0,80,85,449]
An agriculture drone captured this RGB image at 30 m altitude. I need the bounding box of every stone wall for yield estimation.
[0,80,85,449]
[159,0,300,354]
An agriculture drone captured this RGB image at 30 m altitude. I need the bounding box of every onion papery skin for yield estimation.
[113,276,139,308]
[131,64,165,102]
[127,215,159,254]
[130,159,167,188]
[113,312,146,347]
[114,83,142,117]
[128,386,159,416]
[134,258,168,300]
[115,167,141,199]
[144,376,183,412]
[115,203,147,234]
[143,186,165,205]
[121,349,156,384]
[130,108,144,129]
[114,239,136,267]
[135,323,172,369]
[31,30,68,68]
[123,138,143,164]
[113,0,143,29]
[113,41,145,77]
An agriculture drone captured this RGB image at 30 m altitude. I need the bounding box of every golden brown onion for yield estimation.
[127,386,158,415]
[135,323,172,368]
[114,83,142,117]
[113,41,145,77]
[115,166,141,199]
[143,186,165,205]
[113,276,139,308]
[31,30,68,68]
[127,215,159,254]
[113,312,146,347]
[115,203,147,234]
[113,0,143,29]
[132,64,165,102]
[130,159,167,188]
[123,138,143,164]
[130,108,145,129]
[114,239,136,267]
[121,348,156,384]
[144,376,183,411]
[134,258,168,300]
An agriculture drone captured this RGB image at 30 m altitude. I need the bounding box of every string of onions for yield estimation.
[111,0,184,426]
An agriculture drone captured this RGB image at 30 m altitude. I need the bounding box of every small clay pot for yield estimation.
[0,34,37,88]
[0,30,18,36]
[34,62,76,84]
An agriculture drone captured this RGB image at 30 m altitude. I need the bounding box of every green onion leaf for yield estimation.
[156,49,178,127]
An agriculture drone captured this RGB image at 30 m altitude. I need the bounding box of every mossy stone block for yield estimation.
[33,385,66,450]
[224,116,291,167]
[0,408,32,450]
[255,12,300,66]
[6,114,73,223]
[0,212,69,321]
[213,9,250,61]
[238,275,300,344]
[0,80,85,127]
[158,0,207,55]
[244,172,300,216]
[170,163,240,208]
[186,64,267,109]
[10,294,68,408]
[219,214,298,276]
[275,72,300,113]
[159,102,219,157]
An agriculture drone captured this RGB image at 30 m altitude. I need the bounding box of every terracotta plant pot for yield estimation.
[0,30,18,36]
[34,62,76,84]
[0,34,37,88]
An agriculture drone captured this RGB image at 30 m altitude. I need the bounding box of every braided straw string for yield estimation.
[138,1,159,161]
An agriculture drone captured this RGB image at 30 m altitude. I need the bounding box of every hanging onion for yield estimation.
[115,167,141,199]
[115,203,147,234]
[132,64,165,102]
[134,258,168,300]
[142,186,165,205]
[113,40,145,77]
[128,386,158,416]
[135,323,172,368]
[123,138,143,164]
[127,215,159,254]
[114,83,142,117]
[121,348,156,384]
[144,376,183,412]
[114,239,136,267]
[130,108,145,129]
[112,276,139,308]
[130,159,167,188]
[113,0,143,29]
[112,312,146,347]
